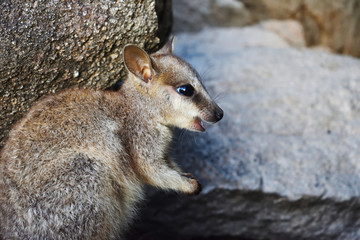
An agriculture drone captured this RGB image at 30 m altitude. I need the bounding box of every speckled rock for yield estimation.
[129,27,360,240]
[0,0,171,147]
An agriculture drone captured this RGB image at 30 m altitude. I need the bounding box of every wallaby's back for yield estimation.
[0,89,144,239]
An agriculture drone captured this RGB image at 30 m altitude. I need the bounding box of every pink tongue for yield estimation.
[195,118,205,132]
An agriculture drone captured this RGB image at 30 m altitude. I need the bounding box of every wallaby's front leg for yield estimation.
[138,156,201,195]
[164,156,199,183]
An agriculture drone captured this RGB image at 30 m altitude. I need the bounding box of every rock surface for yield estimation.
[241,0,360,57]
[257,19,306,48]
[0,0,171,147]
[129,27,360,240]
[173,0,360,58]
[172,0,250,32]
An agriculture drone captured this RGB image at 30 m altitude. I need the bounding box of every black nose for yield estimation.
[215,108,223,121]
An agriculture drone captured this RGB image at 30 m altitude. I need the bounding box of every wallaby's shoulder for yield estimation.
[32,87,105,112]
[4,87,121,153]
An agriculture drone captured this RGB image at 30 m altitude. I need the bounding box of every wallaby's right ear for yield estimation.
[123,45,153,82]
[156,36,175,55]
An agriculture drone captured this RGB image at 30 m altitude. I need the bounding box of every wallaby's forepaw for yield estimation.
[190,179,202,195]
[183,176,202,195]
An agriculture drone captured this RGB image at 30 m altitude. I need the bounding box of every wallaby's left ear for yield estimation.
[155,36,175,55]
[123,45,153,82]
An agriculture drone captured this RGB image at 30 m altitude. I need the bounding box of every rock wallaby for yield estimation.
[0,38,223,239]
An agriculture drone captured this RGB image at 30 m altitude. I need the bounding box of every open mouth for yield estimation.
[193,117,206,132]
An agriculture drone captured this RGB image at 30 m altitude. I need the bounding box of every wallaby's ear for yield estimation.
[156,36,175,55]
[123,45,153,82]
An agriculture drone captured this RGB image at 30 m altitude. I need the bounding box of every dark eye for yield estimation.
[176,84,195,97]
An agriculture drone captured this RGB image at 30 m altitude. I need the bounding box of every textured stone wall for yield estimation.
[0,0,171,147]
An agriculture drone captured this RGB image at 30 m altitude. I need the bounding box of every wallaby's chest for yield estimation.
[117,118,172,161]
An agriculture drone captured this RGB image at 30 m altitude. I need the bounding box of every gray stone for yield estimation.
[130,27,360,240]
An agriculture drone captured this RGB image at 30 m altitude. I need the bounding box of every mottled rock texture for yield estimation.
[173,0,360,58]
[0,0,171,147]
[241,0,360,57]
[257,19,306,48]
[129,27,360,240]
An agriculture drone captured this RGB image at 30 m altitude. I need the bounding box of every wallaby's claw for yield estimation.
[182,172,196,179]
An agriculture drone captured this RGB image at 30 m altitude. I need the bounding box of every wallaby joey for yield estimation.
[0,37,223,239]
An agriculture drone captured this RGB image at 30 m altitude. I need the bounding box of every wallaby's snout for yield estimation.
[210,104,224,123]
[194,101,223,132]
[215,107,224,121]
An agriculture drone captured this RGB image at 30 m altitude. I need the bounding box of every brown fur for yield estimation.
[0,38,223,239]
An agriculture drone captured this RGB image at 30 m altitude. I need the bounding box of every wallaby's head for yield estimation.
[123,37,223,132]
